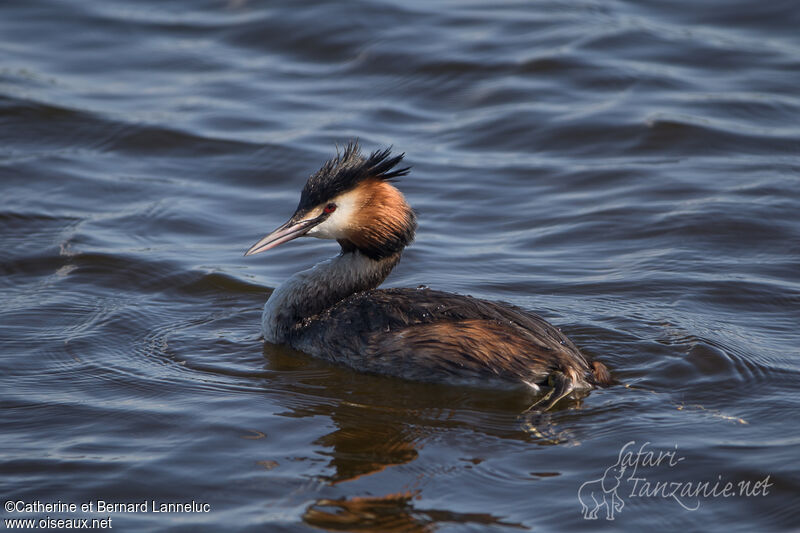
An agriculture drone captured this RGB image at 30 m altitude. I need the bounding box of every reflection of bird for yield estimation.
[245,142,612,409]
[303,491,525,532]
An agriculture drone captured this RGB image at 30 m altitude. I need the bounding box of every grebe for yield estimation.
[245,142,612,409]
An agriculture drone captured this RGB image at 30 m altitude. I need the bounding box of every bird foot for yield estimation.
[523,371,576,412]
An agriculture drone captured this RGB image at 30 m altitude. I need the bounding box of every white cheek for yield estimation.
[305,192,359,240]
[307,210,347,239]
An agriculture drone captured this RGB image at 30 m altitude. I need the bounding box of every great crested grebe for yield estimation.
[245,142,612,409]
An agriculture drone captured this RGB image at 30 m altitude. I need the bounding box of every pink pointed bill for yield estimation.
[244,216,323,256]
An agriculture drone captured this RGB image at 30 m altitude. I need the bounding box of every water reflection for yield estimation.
[315,402,420,484]
[257,344,600,531]
[303,491,527,532]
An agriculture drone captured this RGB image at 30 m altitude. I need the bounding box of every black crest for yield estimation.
[297,141,410,213]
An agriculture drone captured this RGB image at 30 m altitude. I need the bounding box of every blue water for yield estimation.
[2,0,799,531]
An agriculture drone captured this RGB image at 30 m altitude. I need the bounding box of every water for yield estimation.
[2,0,799,531]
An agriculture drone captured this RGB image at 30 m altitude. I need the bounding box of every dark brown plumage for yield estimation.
[291,287,612,392]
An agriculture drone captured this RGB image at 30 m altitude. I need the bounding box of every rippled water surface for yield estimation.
[2,0,799,531]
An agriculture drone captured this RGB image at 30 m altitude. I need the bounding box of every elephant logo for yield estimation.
[578,461,627,520]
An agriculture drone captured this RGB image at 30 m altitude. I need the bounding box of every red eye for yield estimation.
[324,203,337,214]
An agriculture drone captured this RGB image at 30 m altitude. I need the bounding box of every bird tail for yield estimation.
[590,360,613,387]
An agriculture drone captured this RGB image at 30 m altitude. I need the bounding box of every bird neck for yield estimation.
[262,250,400,343]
